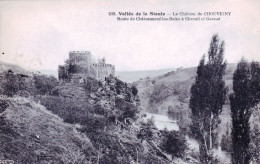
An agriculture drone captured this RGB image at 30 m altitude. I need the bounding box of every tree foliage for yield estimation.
[220,123,232,152]
[137,118,156,143]
[33,74,58,95]
[131,85,138,98]
[2,70,19,97]
[189,34,227,163]
[230,59,260,164]
[250,104,260,164]
[160,129,188,159]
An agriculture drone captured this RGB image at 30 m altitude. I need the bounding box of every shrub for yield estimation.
[160,129,188,159]
[33,74,58,95]
[220,123,232,152]
[131,85,138,98]
[2,70,19,97]
[83,78,99,92]
[137,118,157,143]
[39,96,91,124]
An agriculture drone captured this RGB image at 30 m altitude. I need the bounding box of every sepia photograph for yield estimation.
[0,0,259,163]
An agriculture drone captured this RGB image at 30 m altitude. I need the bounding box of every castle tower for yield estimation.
[58,51,115,83]
[69,51,92,66]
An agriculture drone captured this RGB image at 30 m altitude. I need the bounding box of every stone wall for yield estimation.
[93,64,115,81]
[69,51,92,65]
[58,51,115,83]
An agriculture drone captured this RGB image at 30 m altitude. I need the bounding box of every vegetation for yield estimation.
[160,129,188,159]
[3,34,260,163]
[220,123,232,152]
[250,104,260,163]
[2,70,19,97]
[189,34,228,163]
[0,97,96,163]
[137,118,157,143]
[33,74,58,95]
[131,85,138,99]
[230,59,260,164]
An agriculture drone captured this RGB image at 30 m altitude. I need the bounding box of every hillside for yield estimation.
[134,63,237,114]
[133,63,237,147]
[0,97,96,163]
[37,68,176,83]
[0,60,196,163]
[38,76,176,163]
[116,68,175,83]
[0,61,31,75]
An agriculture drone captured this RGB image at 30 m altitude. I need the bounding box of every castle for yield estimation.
[58,51,115,83]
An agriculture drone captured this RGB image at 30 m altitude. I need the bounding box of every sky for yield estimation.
[0,0,259,72]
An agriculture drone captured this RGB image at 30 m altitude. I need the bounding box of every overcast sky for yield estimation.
[0,0,259,71]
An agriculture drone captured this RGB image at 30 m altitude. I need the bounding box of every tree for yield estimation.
[160,129,188,159]
[33,74,58,95]
[131,85,138,99]
[189,34,227,163]
[250,104,260,164]
[137,118,156,143]
[230,59,260,164]
[2,69,19,97]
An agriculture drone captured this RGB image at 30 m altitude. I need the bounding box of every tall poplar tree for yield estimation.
[230,59,260,164]
[190,34,227,163]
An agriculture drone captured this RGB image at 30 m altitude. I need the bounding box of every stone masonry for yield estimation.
[58,51,115,84]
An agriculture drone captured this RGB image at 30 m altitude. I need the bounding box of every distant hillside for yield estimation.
[116,68,175,83]
[39,69,58,78]
[133,63,237,153]
[0,61,32,76]
[0,61,175,83]
[134,63,237,114]
[36,68,176,82]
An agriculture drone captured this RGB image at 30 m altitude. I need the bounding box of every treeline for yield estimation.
[190,34,260,164]
[0,70,58,97]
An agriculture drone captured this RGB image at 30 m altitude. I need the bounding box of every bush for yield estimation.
[220,123,232,152]
[220,134,232,152]
[137,118,157,143]
[131,85,138,98]
[33,74,58,95]
[160,129,188,159]
[39,96,92,124]
[83,77,100,92]
[2,70,19,97]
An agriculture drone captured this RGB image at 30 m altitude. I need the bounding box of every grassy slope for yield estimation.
[0,97,95,163]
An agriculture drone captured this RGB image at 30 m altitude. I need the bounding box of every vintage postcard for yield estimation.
[0,0,259,163]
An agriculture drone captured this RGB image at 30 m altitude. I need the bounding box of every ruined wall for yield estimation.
[58,51,115,83]
[92,63,115,81]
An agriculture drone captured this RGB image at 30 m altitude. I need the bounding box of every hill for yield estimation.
[0,61,200,163]
[116,68,175,83]
[0,61,31,75]
[0,97,96,163]
[134,63,237,114]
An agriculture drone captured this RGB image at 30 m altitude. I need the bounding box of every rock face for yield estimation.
[54,75,141,120]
